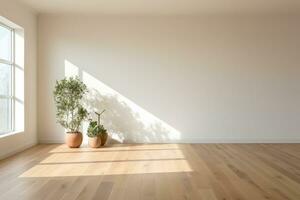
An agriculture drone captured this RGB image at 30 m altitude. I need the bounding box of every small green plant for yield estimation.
[87,110,107,137]
[53,77,88,133]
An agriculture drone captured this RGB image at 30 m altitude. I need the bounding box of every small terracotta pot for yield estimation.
[100,132,108,146]
[66,132,83,148]
[88,136,102,148]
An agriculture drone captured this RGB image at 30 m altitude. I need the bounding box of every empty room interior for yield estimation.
[0,0,300,199]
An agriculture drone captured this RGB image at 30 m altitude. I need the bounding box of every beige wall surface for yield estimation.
[0,0,38,158]
[38,15,300,143]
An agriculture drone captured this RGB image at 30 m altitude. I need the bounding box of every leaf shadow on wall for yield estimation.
[64,60,181,143]
[84,88,181,144]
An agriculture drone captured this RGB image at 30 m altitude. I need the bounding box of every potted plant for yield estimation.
[87,110,108,147]
[53,77,88,148]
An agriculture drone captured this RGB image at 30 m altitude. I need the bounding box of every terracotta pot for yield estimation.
[66,132,83,148]
[100,132,108,146]
[88,136,102,148]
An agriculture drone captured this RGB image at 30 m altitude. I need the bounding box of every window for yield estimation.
[0,18,24,135]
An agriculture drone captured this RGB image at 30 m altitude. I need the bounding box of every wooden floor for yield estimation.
[0,144,300,200]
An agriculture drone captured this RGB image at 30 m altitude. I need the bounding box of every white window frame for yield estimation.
[0,21,16,135]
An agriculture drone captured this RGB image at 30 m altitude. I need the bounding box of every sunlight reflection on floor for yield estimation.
[41,150,185,163]
[19,144,192,178]
[49,143,181,153]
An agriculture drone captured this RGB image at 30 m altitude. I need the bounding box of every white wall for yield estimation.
[0,0,38,158]
[38,14,300,143]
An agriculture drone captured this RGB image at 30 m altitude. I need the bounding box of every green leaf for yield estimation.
[53,76,88,132]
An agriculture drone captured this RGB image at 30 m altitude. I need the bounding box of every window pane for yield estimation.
[0,25,12,61]
[0,63,11,96]
[0,98,12,133]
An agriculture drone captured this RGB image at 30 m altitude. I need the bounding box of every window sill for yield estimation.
[0,131,24,139]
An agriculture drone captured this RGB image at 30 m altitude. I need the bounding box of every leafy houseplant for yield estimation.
[53,77,88,148]
[87,110,108,148]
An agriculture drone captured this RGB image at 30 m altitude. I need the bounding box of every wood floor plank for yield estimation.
[0,143,299,200]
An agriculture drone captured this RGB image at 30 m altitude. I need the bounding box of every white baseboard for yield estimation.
[0,141,37,160]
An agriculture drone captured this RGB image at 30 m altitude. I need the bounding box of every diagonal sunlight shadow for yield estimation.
[65,59,181,144]
[19,144,193,178]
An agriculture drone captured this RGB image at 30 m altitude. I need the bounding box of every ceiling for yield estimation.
[18,0,300,15]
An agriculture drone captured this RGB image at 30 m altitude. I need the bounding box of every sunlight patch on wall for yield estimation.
[63,59,181,143]
[64,60,79,78]
[82,71,181,143]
